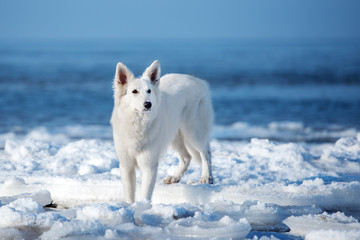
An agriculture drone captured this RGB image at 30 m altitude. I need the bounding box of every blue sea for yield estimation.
[0,39,359,143]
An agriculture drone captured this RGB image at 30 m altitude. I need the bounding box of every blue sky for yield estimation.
[1,0,360,40]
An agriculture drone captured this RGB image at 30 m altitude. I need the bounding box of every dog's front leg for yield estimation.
[137,153,159,201]
[119,160,136,203]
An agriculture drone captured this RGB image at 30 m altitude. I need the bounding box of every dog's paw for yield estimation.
[200,176,213,184]
[163,176,180,184]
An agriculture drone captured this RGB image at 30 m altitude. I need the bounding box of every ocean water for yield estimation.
[0,39,359,142]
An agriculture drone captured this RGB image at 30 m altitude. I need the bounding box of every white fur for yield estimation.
[110,60,214,203]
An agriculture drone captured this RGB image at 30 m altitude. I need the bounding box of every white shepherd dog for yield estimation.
[111,60,214,203]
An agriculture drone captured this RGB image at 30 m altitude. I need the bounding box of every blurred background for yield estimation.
[0,0,359,143]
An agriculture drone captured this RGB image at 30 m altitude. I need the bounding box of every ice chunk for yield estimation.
[0,228,25,240]
[8,198,44,214]
[40,220,104,240]
[167,212,251,239]
[76,203,133,225]
[306,229,360,240]
[284,211,360,236]
[0,190,51,206]
[318,135,360,173]
[0,197,60,230]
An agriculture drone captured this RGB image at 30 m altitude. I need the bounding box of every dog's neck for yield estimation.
[132,111,154,129]
[117,109,155,135]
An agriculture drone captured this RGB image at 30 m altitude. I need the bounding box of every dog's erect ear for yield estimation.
[143,60,161,85]
[115,62,133,87]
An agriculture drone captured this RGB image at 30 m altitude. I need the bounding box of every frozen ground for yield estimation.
[0,124,360,239]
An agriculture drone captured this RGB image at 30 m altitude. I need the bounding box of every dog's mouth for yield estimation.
[134,108,152,113]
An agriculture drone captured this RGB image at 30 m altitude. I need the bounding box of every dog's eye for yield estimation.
[132,89,138,94]
[147,89,151,94]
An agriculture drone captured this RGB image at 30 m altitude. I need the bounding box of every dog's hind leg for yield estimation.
[181,97,213,184]
[199,143,213,184]
[185,141,213,184]
[163,131,192,184]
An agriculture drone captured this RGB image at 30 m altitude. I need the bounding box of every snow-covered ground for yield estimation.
[0,125,360,239]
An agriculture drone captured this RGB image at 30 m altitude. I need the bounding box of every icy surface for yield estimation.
[284,211,360,239]
[0,127,359,239]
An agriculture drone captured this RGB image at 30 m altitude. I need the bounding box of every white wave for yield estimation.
[213,121,358,142]
[1,121,356,150]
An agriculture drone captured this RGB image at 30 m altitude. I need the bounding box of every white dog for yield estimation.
[111,60,213,203]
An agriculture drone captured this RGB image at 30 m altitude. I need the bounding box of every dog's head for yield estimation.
[113,60,161,115]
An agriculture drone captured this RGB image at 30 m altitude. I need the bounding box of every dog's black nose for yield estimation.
[144,101,152,109]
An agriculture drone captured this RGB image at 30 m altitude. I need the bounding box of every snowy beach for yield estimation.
[0,126,360,239]
[0,39,360,239]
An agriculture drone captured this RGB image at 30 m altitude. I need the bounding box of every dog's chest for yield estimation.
[112,108,166,157]
[121,117,156,151]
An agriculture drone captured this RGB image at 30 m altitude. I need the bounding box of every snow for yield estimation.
[0,126,359,239]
